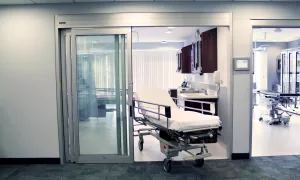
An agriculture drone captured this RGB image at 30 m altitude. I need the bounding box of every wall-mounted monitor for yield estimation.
[234,58,250,71]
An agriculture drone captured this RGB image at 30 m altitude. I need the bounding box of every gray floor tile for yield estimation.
[1,156,300,180]
[0,167,18,179]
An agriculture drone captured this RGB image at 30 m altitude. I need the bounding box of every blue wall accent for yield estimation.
[288,39,300,48]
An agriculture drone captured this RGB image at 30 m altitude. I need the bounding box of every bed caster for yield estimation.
[138,140,144,151]
[259,117,263,121]
[195,153,205,167]
[163,158,172,173]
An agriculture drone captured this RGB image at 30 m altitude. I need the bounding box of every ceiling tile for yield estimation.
[74,0,114,2]
[32,0,74,3]
[234,0,271,1]
[271,0,300,1]
[155,0,194,1]
[195,0,232,1]
[0,0,34,4]
[115,0,153,1]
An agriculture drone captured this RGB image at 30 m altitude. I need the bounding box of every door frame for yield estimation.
[55,12,233,164]
[249,19,300,158]
[62,28,133,163]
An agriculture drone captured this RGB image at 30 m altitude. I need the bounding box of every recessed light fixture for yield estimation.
[168,27,175,29]
[166,29,172,34]
[161,41,167,44]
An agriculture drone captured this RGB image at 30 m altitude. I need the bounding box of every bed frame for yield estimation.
[132,97,222,172]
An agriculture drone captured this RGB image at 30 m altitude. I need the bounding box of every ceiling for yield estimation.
[75,27,214,44]
[1,0,300,5]
[253,28,300,42]
[132,27,213,43]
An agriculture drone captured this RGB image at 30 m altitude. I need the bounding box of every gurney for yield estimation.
[133,89,222,172]
[257,90,300,125]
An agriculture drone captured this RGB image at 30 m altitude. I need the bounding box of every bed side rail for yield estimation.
[132,98,171,128]
[172,97,216,115]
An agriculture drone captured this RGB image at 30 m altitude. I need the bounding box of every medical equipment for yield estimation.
[133,89,222,172]
[257,90,300,125]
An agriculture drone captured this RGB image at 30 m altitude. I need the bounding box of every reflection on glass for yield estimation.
[76,35,124,155]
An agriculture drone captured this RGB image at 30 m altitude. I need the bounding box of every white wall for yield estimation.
[1,2,300,158]
[0,8,59,157]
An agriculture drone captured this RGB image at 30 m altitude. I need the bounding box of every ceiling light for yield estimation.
[274,28,282,33]
[166,29,172,34]
[168,27,175,29]
[161,41,167,44]
[92,41,98,43]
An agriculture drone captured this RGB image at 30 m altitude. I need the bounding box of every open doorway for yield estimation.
[131,26,230,162]
[252,28,300,157]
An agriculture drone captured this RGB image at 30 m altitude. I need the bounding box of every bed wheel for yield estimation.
[259,117,263,121]
[163,158,171,173]
[195,153,205,167]
[138,140,144,151]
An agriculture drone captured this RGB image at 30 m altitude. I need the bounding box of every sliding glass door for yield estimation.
[62,28,133,163]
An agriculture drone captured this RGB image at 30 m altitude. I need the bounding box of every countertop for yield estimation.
[178,93,218,99]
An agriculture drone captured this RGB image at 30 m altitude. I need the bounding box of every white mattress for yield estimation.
[135,89,221,132]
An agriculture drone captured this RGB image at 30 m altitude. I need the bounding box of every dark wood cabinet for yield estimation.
[176,53,182,72]
[184,98,218,115]
[168,89,178,104]
[178,98,218,116]
[177,28,217,74]
[201,28,218,73]
[180,44,193,73]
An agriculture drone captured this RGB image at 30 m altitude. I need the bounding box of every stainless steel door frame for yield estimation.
[67,27,133,163]
[61,29,77,162]
[56,13,232,163]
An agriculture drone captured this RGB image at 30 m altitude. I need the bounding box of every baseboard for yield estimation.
[231,153,250,160]
[0,158,60,164]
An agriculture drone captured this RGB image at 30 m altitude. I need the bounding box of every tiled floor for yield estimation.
[252,106,300,157]
[78,108,227,161]
[2,156,300,180]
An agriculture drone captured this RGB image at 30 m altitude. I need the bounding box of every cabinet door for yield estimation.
[181,45,192,73]
[191,43,196,73]
[176,53,181,72]
[201,28,218,73]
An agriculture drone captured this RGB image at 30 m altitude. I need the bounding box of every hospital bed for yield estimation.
[133,89,222,172]
[257,90,300,125]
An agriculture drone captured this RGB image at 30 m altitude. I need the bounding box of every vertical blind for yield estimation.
[89,50,185,92]
[132,50,185,92]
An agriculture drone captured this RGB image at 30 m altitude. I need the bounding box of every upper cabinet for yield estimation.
[201,28,218,73]
[177,28,218,74]
[181,44,193,73]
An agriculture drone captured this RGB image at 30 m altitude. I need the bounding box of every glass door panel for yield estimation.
[297,52,300,93]
[68,28,133,163]
[289,52,296,93]
[76,35,120,155]
[281,52,289,93]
